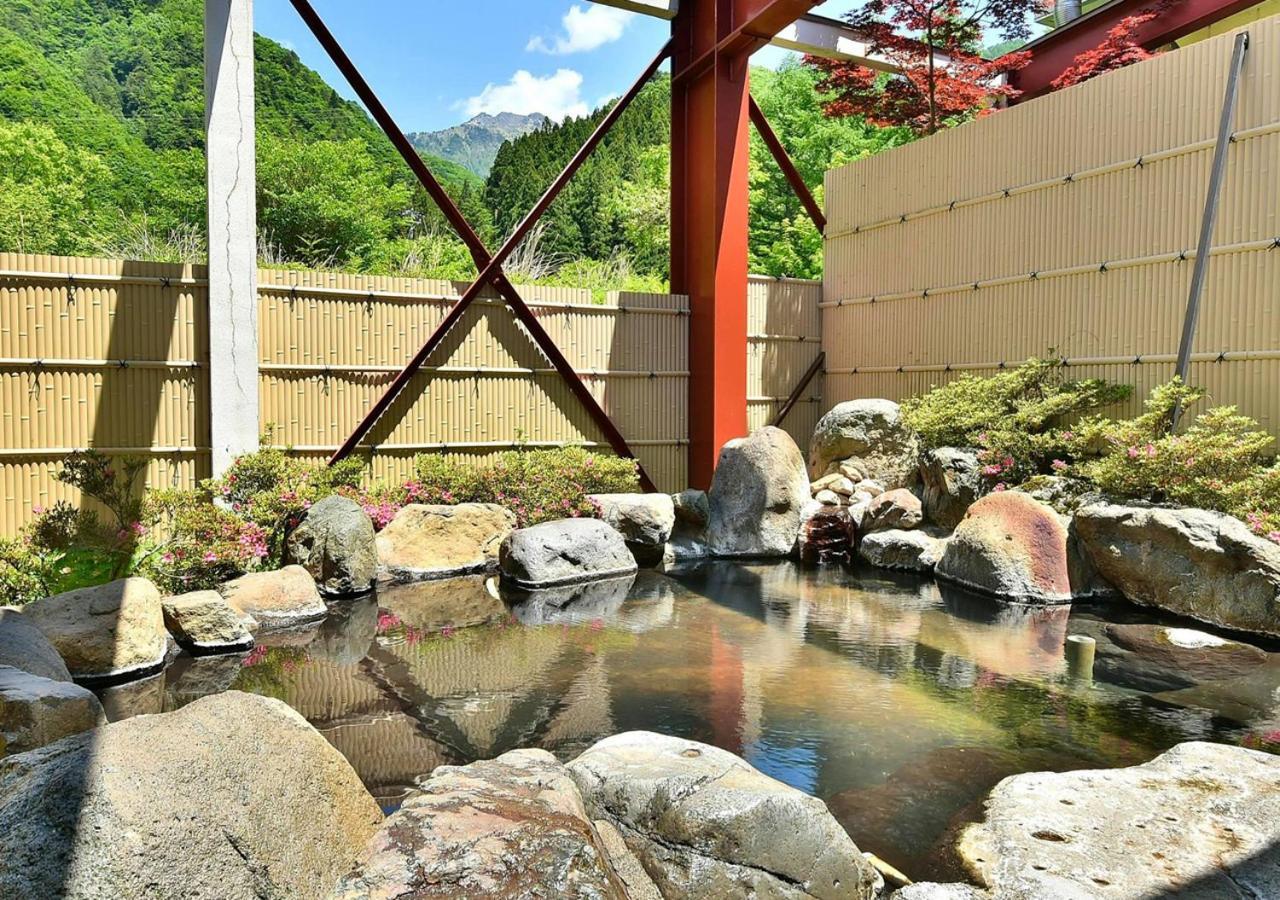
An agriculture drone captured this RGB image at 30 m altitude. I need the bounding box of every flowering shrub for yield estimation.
[0,537,62,606]
[138,490,271,592]
[902,358,1131,482]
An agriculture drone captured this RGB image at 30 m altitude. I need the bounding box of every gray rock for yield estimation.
[0,691,382,899]
[1075,503,1280,636]
[707,426,811,557]
[1014,474,1102,515]
[0,609,72,682]
[568,731,882,899]
[594,818,662,900]
[672,488,710,528]
[0,665,103,756]
[921,447,983,528]
[162,590,254,653]
[500,518,637,589]
[219,565,328,628]
[808,399,920,489]
[936,493,1072,604]
[590,493,676,565]
[1096,623,1269,692]
[334,748,626,899]
[285,494,377,596]
[375,503,516,581]
[23,577,168,681]
[958,741,1280,899]
[1064,515,1119,600]
[95,670,165,722]
[864,488,924,533]
[859,528,948,572]
[891,885,988,900]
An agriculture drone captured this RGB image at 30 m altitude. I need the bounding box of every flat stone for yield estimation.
[891,885,987,900]
[219,565,327,628]
[936,493,1072,604]
[815,488,843,505]
[921,447,983,529]
[568,731,882,899]
[23,577,167,681]
[500,518,637,589]
[162,590,254,653]
[0,665,103,756]
[810,472,846,493]
[334,748,625,899]
[285,494,377,596]
[865,488,924,532]
[958,741,1280,899]
[1075,503,1280,636]
[808,399,920,489]
[707,426,811,557]
[859,528,947,572]
[0,609,72,682]
[0,691,383,899]
[376,503,515,581]
[1095,623,1269,691]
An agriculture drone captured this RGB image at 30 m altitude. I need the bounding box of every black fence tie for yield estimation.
[1271,237,1280,249]
[869,297,877,304]
[1059,357,1069,367]
[854,225,862,234]
[116,359,128,369]
[1063,174,1074,183]
[1133,355,1142,365]
[1099,262,1109,273]
[1229,132,1238,143]
[921,289,930,298]
[1002,188,1011,198]
[1216,351,1227,363]
[1177,250,1189,262]
[1135,156,1145,169]
[944,363,952,372]
[998,361,1007,369]
[900,214,908,224]
[948,200,957,211]
[1029,271,1039,280]
[897,366,905,373]
[66,274,77,304]
[973,282,980,291]
[289,285,299,300]
[160,276,171,288]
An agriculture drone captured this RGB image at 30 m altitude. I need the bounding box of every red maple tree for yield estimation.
[1051,10,1161,90]
[805,0,1039,136]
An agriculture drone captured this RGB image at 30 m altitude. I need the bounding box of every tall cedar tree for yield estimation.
[805,0,1038,135]
[1051,10,1161,90]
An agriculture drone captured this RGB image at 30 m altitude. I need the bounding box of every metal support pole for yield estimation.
[748,96,826,234]
[770,351,824,427]
[288,0,664,490]
[1172,30,1249,428]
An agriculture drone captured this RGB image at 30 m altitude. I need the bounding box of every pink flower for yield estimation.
[1060,431,1075,441]
[1051,459,1068,472]
[31,505,44,515]
[1127,446,1140,459]
[993,482,1008,492]
[981,464,1003,476]
[202,551,218,563]
[1269,531,1280,545]
[1145,443,1157,458]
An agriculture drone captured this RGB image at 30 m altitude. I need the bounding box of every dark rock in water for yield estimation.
[285,494,377,596]
[0,691,382,899]
[334,748,626,899]
[568,730,882,899]
[1074,503,1280,636]
[378,575,507,635]
[0,609,73,683]
[1095,623,1268,691]
[958,741,1280,899]
[797,501,856,563]
[936,493,1071,604]
[0,665,103,756]
[508,574,636,626]
[500,518,637,588]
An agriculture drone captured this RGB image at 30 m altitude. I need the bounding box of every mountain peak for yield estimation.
[407,112,549,177]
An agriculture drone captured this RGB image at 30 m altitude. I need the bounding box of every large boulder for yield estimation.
[1074,503,1280,636]
[0,665,103,756]
[808,399,920,489]
[23,577,167,681]
[864,488,924,533]
[376,503,515,581]
[0,691,382,899]
[219,564,327,628]
[162,590,254,653]
[958,741,1280,899]
[335,748,626,899]
[500,518,637,589]
[1095,623,1269,691]
[285,494,377,596]
[936,493,1072,604]
[0,609,72,682]
[707,426,811,557]
[567,731,882,899]
[589,493,676,566]
[921,447,983,528]
[859,528,948,573]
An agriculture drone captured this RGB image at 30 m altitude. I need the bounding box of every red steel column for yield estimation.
[671,0,818,488]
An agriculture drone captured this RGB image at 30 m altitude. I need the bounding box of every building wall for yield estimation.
[822,18,1280,429]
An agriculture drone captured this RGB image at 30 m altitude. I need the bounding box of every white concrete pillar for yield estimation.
[204,0,259,474]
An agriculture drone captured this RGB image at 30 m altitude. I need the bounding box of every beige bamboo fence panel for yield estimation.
[0,253,690,535]
[747,275,823,450]
[822,18,1280,432]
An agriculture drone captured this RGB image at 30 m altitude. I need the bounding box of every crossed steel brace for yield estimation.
[290,0,668,492]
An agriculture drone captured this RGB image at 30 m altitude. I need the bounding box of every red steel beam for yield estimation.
[748,95,826,234]
[289,0,665,491]
[672,0,819,488]
[1009,0,1258,101]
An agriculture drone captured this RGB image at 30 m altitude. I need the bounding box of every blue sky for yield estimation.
[252,1,844,132]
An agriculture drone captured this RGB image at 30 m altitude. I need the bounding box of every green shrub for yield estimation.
[901,357,1131,484]
[138,488,271,593]
[0,537,61,606]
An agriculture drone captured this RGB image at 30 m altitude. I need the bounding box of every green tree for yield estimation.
[0,121,111,253]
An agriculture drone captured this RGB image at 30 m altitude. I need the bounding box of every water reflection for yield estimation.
[96,561,1280,879]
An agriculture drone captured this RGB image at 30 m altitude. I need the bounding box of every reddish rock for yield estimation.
[864,489,924,533]
[936,492,1071,604]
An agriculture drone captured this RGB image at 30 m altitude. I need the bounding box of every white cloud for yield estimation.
[460,69,590,121]
[527,4,633,55]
